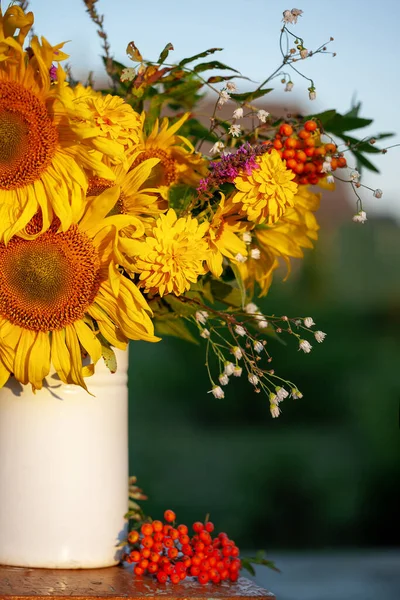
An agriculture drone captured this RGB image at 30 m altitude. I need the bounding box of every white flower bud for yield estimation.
[250,248,261,260]
[299,339,312,353]
[232,346,243,360]
[209,385,224,399]
[219,373,229,386]
[233,366,243,377]
[224,361,235,376]
[248,374,259,386]
[253,341,264,353]
[200,328,210,338]
[195,310,209,325]
[232,107,243,119]
[314,330,327,343]
[373,189,383,198]
[303,317,315,328]
[234,325,246,337]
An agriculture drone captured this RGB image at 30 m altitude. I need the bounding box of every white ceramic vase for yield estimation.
[0,349,129,569]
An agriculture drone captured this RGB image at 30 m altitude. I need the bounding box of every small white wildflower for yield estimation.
[314,330,327,343]
[234,252,247,263]
[299,339,312,353]
[232,346,243,360]
[275,387,289,402]
[285,81,294,92]
[210,141,225,155]
[200,328,210,339]
[327,175,335,184]
[226,82,237,92]
[242,232,252,244]
[232,107,243,119]
[234,325,246,337]
[270,403,281,418]
[224,361,235,376]
[253,341,264,353]
[195,310,209,325]
[248,373,259,386]
[352,210,367,224]
[300,48,309,59]
[219,373,229,386]
[257,109,270,123]
[309,90,316,101]
[291,8,303,18]
[303,317,315,328]
[350,170,360,182]
[373,188,383,198]
[233,366,243,377]
[121,67,136,82]
[229,124,241,137]
[282,10,295,24]
[291,388,303,399]
[250,248,261,260]
[269,392,278,404]
[321,157,332,173]
[209,385,224,399]
[217,90,230,108]
[245,302,259,314]
[258,319,269,329]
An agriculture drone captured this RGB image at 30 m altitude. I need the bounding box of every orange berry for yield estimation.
[157,571,168,584]
[128,530,139,544]
[273,138,283,150]
[169,528,179,540]
[193,521,204,533]
[286,158,297,170]
[142,535,154,549]
[330,157,338,170]
[179,571,186,580]
[282,149,295,160]
[168,547,179,559]
[150,551,160,563]
[313,146,326,157]
[141,523,153,536]
[130,550,141,562]
[179,534,190,545]
[163,524,171,535]
[170,573,180,585]
[153,541,163,553]
[139,558,149,569]
[294,162,304,174]
[191,566,201,576]
[295,150,307,163]
[324,143,336,153]
[141,548,151,559]
[304,163,316,174]
[177,524,188,535]
[147,562,158,574]
[134,566,144,576]
[308,174,319,185]
[164,537,174,548]
[152,520,163,532]
[304,137,315,148]
[198,572,210,585]
[164,510,176,523]
[304,120,318,132]
[154,531,164,542]
[298,176,309,185]
[284,137,297,149]
[337,156,347,168]
[305,147,315,157]
[298,129,310,140]
[279,123,293,136]
[205,521,215,533]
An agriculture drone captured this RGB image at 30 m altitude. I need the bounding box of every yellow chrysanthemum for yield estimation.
[124,209,209,297]
[130,113,207,200]
[206,194,250,277]
[237,186,320,296]
[0,5,33,48]
[0,15,112,242]
[232,149,298,225]
[66,84,142,166]
[0,186,159,392]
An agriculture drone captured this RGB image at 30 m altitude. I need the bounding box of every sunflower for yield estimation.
[237,186,320,296]
[206,194,250,277]
[232,149,298,225]
[65,84,142,167]
[129,113,207,200]
[124,209,209,297]
[0,185,159,392]
[0,12,115,242]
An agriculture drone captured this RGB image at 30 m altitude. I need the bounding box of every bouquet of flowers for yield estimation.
[0,2,390,417]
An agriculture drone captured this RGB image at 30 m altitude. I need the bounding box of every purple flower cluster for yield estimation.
[197,143,269,194]
[49,64,57,82]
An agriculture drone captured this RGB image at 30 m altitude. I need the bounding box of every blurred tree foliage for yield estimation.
[128,217,399,549]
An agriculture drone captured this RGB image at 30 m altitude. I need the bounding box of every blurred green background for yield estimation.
[128,213,399,551]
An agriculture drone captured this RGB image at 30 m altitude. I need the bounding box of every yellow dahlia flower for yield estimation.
[237,186,320,296]
[0,23,113,242]
[125,209,209,297]
[0,5,33,48]
[66,84,142,166]
[0,186,158,392]
[130,113,207,200]
[206,194,250,277]
[232,149,298,225]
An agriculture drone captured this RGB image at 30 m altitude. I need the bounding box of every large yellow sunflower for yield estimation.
[130,113,207,200]
[232,149,298,225]
[0,11,114,242]
[237,185,320,296]
[0,186,159,392]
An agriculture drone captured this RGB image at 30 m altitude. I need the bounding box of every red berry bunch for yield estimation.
[271,121,347,185]
[125,510,241,585]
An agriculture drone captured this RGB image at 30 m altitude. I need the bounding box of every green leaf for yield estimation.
[353,150,380,173]
[230,88,273,103]
[207,75,238,84]
[230,263,247,309]
[210,280,243,308]
[168,184,195,212]
[154,317,199,344]
[240,559,256,577]
[308,109,337,127]
[242,551,281,573]
[98,334,118,374]
[158,42,174,64]
[179,47,223,67]
[193,61,239,74]
[325,114,373,134]
[164,295,198,317]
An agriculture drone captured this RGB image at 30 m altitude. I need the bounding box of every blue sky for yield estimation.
[24,0,400,220]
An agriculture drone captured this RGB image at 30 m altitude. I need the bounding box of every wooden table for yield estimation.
[0,566,275,600]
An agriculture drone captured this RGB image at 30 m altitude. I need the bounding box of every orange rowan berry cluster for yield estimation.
[271,120,347,185]
[125,509,241,585]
